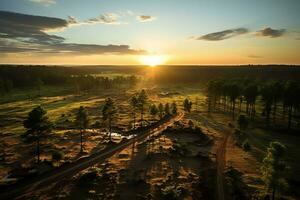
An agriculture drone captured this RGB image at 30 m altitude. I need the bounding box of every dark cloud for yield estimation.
[0,10,68,44]
[0,10,144,55]
[256,27,286,38]
[137,15,156,22]
[192,28,249,41]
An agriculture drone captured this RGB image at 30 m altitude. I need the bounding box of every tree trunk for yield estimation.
[232,99,236,120]
[133,112,136,130]
[273,100,277,123]
[141,105,144,127]
[109,117,112,141]
[239,98,242,113]
[80,130,83,152]
[272,187,276,200]
[251,103,256,120]
[266,104,271,127]
[37,134,40,164]
[288,106,292,130]
[223,96,226,111]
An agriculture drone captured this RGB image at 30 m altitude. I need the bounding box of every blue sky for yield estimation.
[0,0,299,64]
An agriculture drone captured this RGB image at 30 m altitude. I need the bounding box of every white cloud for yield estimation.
[85,13,120,25]
[28,0,56,6]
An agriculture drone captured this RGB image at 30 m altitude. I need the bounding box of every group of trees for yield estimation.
[0,78,13,95]
[149,102,178,120]
[0,65,139,96]
[183,98,192,113]
[23,89,182,163]
[206,79,300,129]
[261,141,288,200]
[153,65,300,85]
[74,75,138,93]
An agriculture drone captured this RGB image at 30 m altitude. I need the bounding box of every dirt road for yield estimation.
[0,113,184,200]
[196,114,231,200]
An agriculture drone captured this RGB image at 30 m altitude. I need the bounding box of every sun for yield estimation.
[139,55,166,67]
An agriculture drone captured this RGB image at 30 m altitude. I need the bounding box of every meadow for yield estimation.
[0,65,300,200]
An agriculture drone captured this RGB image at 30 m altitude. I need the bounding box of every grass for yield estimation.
[0,78,299,199]
[244,128,300,181]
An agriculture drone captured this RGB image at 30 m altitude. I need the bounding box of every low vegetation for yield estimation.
[0,65,299,199]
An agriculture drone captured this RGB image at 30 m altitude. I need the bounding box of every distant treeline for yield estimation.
[1,65,300,94]
[206,78,300,130]
[154,65,300,84]
[0,65,142,94]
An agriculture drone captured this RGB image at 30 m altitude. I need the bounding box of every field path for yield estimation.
[196,114,231,200]
[0,112,184,200]
[216,129,229,200]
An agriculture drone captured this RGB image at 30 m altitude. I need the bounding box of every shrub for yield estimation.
[161,186,181,200]
[234,129,243,139]
[52,150,65,161]
[77,170,99,187]
[238,115,248,130]
[242,140,251,151]
[92,121,101,128]
[188,120,194,127]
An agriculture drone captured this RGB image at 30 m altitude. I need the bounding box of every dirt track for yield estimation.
[196,113,231,200]
[0,113,184,200]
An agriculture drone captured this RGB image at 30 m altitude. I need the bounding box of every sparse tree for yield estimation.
[171,102,177,115]
[228,82,240,120]
[149,104,158,120]
[102,98,117,141]
[137,89,148,127]
[261,84,274,126]
[130,95,139,130]
[183,98,192,113]
[261,141,288,200]
[283,81,300,129]
[237,114,248,130]
[244,83,258,120]
[158,103,164,119]
[23,106,52,164]
[164,103,170,116]
[35,78,44,96]
[76,106,89,152]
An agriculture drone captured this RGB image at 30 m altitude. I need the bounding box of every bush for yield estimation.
[92,121,101,128]
[52,150,65,161]
[238,115,248,130]
[77,170,99,187]
[161,186,181,200]
[228,122,234,128]
[188,120,194,127]
[234,129,243,139]
[242,140,251,151]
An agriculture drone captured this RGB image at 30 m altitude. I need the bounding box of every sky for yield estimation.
[0,0,300,65]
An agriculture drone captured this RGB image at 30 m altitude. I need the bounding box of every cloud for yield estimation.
[136,15,156,22]
[192,28,249,41]
[0,10,67,44]
[85,13,121,25]
[67,16,78,25]
[256,27,286,38]
[0,11,144,55]
[28,0,56,6]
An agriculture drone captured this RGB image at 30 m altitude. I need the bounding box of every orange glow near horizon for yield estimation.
[139,55,167,67]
